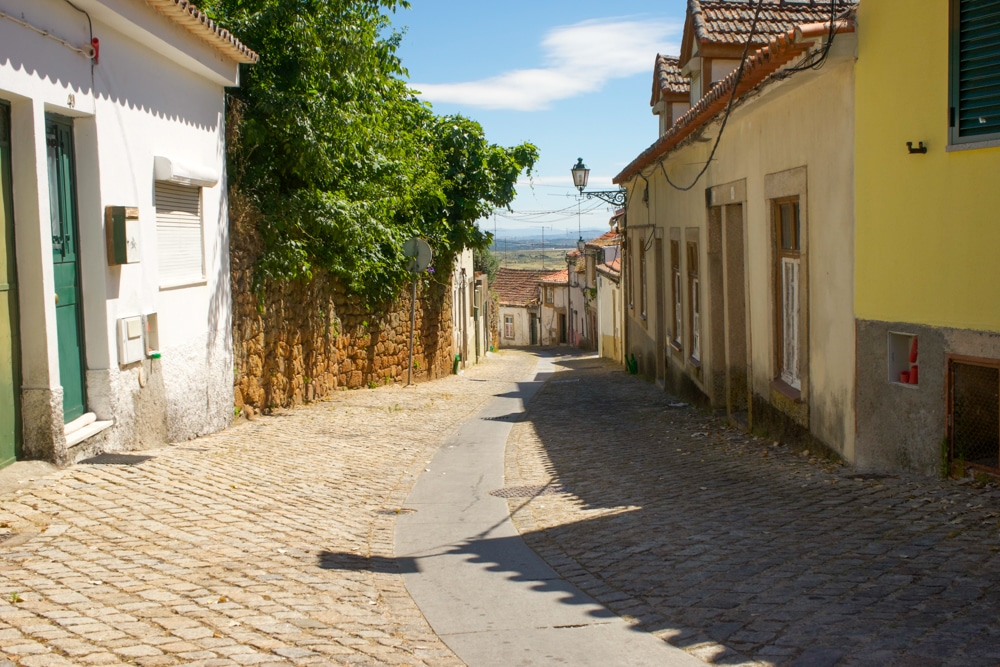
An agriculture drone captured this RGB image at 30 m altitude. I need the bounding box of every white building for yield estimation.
[0,0,256,466]
[493,267,549,347]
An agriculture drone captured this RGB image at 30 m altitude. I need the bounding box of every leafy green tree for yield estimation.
[201,0,536,304]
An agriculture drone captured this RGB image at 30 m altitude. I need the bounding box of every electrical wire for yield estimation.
[773,0,852,79]
[657,0,766,193]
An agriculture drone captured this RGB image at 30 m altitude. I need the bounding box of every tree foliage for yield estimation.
[200,0,537,304]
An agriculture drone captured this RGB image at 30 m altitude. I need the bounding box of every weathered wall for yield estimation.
[230,204,454,416]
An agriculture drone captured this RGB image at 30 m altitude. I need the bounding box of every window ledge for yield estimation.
[770,378,802,402]
[670,340,683,354]
[947,138,1000,153]
[160,278,208,291]
[689,355,702,368]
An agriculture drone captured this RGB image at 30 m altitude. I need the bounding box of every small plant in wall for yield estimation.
[9,592,22,604]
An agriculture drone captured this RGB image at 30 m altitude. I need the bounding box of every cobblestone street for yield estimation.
[506,354,1000,667]
[2,349,1000,666]
[0,351,537,667]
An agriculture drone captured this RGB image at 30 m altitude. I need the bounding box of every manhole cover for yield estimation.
[490,484,567,498]
[80,454,154,466]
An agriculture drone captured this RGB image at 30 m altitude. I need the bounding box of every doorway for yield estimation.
[0,102,20,467]
[724,203,749,421]
[47,114,87,423]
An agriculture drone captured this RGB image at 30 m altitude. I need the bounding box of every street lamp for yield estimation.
[570,157,627,207]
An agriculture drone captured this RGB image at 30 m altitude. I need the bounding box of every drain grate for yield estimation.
[490,484,567,499]
[80,454,154,466]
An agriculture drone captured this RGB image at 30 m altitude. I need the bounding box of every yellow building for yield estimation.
[854,0,1000,474]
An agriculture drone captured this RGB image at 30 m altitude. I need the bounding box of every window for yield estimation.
[639,242,647,319]
[687,241,701,362]
[950,0,1000,145]
[545,286,554,304]
[156,182,204,287]
[504,315,514,339]
[671,240,682,347]
[774,199,801,390]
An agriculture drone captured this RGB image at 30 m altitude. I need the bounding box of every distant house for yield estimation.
[538,269,569,346]
[615,0,858,457]
[452,250,489,368]
[586,220,622,363]
[581,226,621,355]
[492,267,550,347]
[0,0,256,467]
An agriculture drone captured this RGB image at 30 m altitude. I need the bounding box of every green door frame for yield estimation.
[0,101,21,467]
[46,114,87,423]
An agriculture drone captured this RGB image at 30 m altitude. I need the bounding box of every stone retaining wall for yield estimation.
[231,199,455,416]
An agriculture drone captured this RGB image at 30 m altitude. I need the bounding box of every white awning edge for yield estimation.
[153,155,219,188]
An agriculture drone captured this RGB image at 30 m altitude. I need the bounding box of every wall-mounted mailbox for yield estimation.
[117,316,144,365]
[105,206,140,265]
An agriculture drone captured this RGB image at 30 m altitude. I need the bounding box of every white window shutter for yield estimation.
[155,182,204,287]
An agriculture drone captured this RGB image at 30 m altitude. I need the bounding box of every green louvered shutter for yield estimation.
[951,0,1000,143]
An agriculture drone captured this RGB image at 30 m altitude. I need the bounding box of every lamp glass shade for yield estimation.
[571,158,589,191]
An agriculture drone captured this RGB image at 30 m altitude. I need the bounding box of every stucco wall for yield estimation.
[624,48,857,459]
[597,274,621,362]
[499,305,533,347]
[0,0,238,462]
[855,0,1000,334]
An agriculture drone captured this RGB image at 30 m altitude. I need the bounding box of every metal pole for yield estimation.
[407,277,417,386]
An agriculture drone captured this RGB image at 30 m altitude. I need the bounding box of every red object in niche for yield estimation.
[900,371,910,383]
[91,38,100,64]
[909,365,918,384]
[909,336,918,363]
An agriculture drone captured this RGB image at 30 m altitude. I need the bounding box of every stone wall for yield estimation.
[230,199,455,416]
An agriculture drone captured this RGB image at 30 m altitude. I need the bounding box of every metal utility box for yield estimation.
[105,206,140,265]
[117,316,144,365]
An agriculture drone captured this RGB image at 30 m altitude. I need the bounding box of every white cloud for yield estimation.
[410,17,680,111]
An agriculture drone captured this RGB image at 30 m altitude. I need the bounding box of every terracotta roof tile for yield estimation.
[652,54,690,106]
[540,269,569,284]
[143,0,259,63]
[598,256,621,279]
[493,268,549,307]
[585,229,621,248]
[691,0,855,46]
[615,14,855,184]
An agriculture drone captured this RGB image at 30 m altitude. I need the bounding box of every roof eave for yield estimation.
[614,16,855,185]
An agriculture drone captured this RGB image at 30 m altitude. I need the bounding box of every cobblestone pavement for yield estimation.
[505,354,1000,667]
[0,351,538,667]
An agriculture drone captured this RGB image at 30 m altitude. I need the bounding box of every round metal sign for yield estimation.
[403,238,433,274]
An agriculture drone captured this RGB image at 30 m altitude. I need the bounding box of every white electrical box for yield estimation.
[117,316,144,365]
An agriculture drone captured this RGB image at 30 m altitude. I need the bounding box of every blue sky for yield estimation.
[393,0,688,238]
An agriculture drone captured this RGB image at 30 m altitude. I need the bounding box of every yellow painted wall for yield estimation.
[855,1,1000,332]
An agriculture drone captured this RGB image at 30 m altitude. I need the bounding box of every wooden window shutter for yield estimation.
[953,0,1000,141]
[155,182,204,287]
[781,257,801,389]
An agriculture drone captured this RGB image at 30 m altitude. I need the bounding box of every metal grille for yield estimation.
[950,361,1000,471]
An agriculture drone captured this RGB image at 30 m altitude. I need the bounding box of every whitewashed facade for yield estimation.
[0,0,255,465]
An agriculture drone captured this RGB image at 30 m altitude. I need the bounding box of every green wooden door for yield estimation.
[46,115,86,423]
[0,102,21,467]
